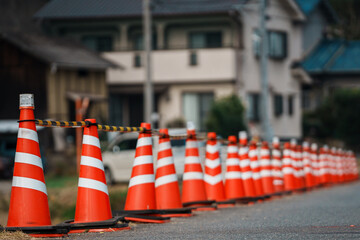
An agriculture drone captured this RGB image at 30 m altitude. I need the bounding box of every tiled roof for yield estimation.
[295,0,321,15]
[294,0,338,23]
[302,39,360,74]
[35,0,248,19]
[1,32,119,70]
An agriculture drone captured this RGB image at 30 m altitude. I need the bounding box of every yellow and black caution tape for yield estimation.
[28,119,226,141]
[35,119,90,128]
[97,124,145,132]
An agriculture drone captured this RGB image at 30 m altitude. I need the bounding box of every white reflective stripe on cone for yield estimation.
[260,170,272,177]
[205,159,221,169]
[128,174,154,188]
[80,156,105,171]
[252,172,261,180]
[133,155,153,166]
[82,135,101,148]
[259,160,271,167]
[250,161,259,169]
[157,156,174,168]
[271,160,282,167]
[15,152,43,169]
[240,159,251,168]
[18,128,39,143]
[204,174,223,185]
[186,141,198,149]
[225,171,242,179]
[185,156,201,164]
[227,146,238,153]
[273,179,283,185]
[155,174,178,187]
[242,171,253,180]
[78,177,109,195]
[260,149,270,156]
[272,150,281,157]
[136,137,152,147]
[12,176,47,195]
[159,142,171,151]
[226,158,240,166]
[183,172,203,180]
[206,144,218,154]
[283,167,294,174]
[239,147,248,155]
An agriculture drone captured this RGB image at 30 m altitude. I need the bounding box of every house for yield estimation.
[0,31,117,121]
[293,0,340,111]
[35,0,312,139]
[300,39,360,110]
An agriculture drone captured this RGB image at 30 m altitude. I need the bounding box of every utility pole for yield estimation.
[143,0,154,125]
[259,0,273,142]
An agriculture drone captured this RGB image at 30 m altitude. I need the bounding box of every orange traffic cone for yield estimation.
[330,147,338,184]
[6,94,67,237]
[310,143,320,187]
[155,129,192,217]
[204,132,234,207]
[238,132,257,201]
[248,142,265,198]
[302,142,313,189]
[115,123,169,223]
[259,142,274,195]
[224,136,246,202]
[69,119,129,233]
[271,137,284,195]
[282,142,295,192]
[337,148,345,183]
[182,122,216,211]
[296,145,306,191]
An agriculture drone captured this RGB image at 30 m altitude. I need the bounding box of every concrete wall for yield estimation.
[103,48,237,84]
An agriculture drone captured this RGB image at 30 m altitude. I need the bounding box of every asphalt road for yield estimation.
[69,182,360,240]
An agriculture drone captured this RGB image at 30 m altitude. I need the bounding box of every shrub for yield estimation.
[205,95,247,138]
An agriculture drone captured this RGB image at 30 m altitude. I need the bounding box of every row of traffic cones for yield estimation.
[3,94,358,237]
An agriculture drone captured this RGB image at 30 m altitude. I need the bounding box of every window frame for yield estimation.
[188,31,223,49]
[273,94,283,117]
[252,29,288,60]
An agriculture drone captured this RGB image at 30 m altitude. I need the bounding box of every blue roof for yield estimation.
[35,0,248,19]
[295,0,321,15]
[302,39,360,74]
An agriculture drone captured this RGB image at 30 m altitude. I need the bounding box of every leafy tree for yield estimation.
[303,88,360,151]
[205,95,247,138]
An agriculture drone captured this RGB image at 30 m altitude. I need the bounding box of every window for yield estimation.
[189,32,222,49]
[132,34,157,50]
[269,31,287,59]
[302,90,310,110]
[183,92,214,131]
[189,51,198,66]
[247,93,260,122]
[274,94,283,117]
[134,54,142,67]
[82,35,113,52]
[288,95,294,116]
[252,30,287,59]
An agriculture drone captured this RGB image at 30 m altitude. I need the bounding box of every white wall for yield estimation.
[240,0,303,138]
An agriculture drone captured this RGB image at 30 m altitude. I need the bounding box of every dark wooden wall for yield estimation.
[0,39,48,119]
